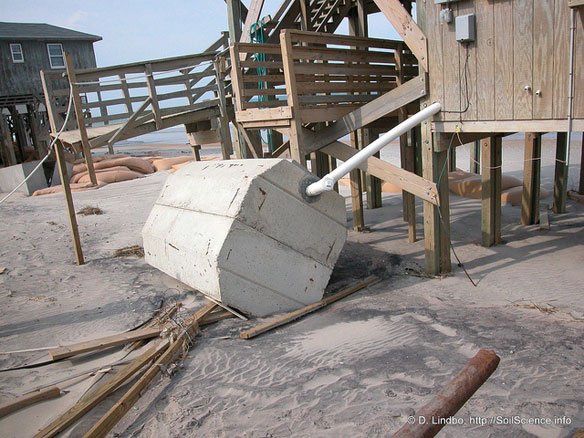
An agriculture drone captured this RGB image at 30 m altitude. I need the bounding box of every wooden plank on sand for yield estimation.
[48,327,163,361]
[240,276,380,340]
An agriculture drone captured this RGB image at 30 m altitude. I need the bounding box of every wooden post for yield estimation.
[350,131,365,231]
[470,140,481,174]
[64,53,97,186]
[226,0,243,43]
[214,58,233,160]
[350,169,365,231]
[553,132,568,213]
[349,3,382,209]
[329,155,339,193]
[191,145,201,161]
[281,31,306,166]
[402,129,417,243]
[448,147,457,171]
[521,132,542,225]
[55,141,84,265]
[26,103,47,157]
[310,151,330,177]
[358,128,382,209]
[8,106,26,162]
[0,115,17,166]
[481,136,502,247]
[580,134,584,195]
[144,64,162,130]
[422,128,450,275]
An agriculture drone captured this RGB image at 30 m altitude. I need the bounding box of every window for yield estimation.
[10,43,23,63]
[47,43,65,69]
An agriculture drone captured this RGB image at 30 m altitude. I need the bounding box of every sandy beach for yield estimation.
[0,135,583,437]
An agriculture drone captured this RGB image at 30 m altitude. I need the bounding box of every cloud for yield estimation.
[64,10,89,29]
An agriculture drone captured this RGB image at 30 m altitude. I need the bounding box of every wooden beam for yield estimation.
[553,132,568,213]
[226,0,246,42]
[106,97,152,149]
[372,0,428,71]
[521,133,542,225]
[34,341,168,438]
[240,0,265,44]
[0,386,61,419]
[422,131,450,274]
[401,129,416,243]
[580,134,584,195]
[83,303,216,438]
[320,140,439,205]
[48,327,162,361]
[214,58,233,159]
[144,64,162,130]
[240,276,380,339]
[54,142,84,265]
[0,115,17,166]
[349,132,365,231]
[304,75,427,155]
[281,29,306,165]
[435,132,504,152]
[470,140,481,174]
[237,124,263,158]
[64,53,97,186]
[434,119,584,133]
[481,136,502,247]
[199,310,235,326]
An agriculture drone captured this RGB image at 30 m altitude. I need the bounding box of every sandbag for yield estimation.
[448,170,474,183]
[449,176,482,199]
[33,182,107,196]
[73,153,129,166]
[77,168,143,184]
[152,156,193,171]
[501,174,522,191]
[71,166,131,183]
[568,190,584,204]
[73,156,153,175]
[143,156,164,164]
[449,172,523,199]
[171,160,196,171]
[501,186,551,206]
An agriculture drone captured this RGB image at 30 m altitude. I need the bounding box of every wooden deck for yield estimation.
[42,33,233,157]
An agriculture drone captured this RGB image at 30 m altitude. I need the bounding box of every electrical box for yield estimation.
[455,14,476,42]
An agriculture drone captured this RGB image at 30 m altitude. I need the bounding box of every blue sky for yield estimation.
[1,1,403,67]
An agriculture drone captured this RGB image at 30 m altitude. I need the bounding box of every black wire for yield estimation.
[434,131,478,288]
[442,43,471,114]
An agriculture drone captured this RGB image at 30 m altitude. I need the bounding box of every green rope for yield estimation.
[249,19,274,152]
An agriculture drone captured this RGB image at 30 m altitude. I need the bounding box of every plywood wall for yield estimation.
[420,0,584,123]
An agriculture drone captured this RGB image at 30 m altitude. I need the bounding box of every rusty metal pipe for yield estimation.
[393,349,500,438]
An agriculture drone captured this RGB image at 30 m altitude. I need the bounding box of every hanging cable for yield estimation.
[0,87,74,205]
[250,19,274,152]
[435,130,477,287]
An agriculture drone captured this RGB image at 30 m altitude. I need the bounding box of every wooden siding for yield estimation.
[0,40,97,97]
[421,0,584,126]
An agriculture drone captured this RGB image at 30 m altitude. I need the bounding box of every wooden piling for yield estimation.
[481,136,502,247]
[64,53,97,186]
[521,133,542,225]
[553,132,568,213]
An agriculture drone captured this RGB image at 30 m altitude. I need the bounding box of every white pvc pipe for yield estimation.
[305,101,442,197]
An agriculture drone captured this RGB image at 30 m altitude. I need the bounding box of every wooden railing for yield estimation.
[40,70,78,134]
[282,30,418,117]
[230,42,287,111]
[230,29,419,126]
[72,32,230,129]
[42,33,231,153]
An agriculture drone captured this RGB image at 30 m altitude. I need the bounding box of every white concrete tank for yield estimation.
[142,159,347,316]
